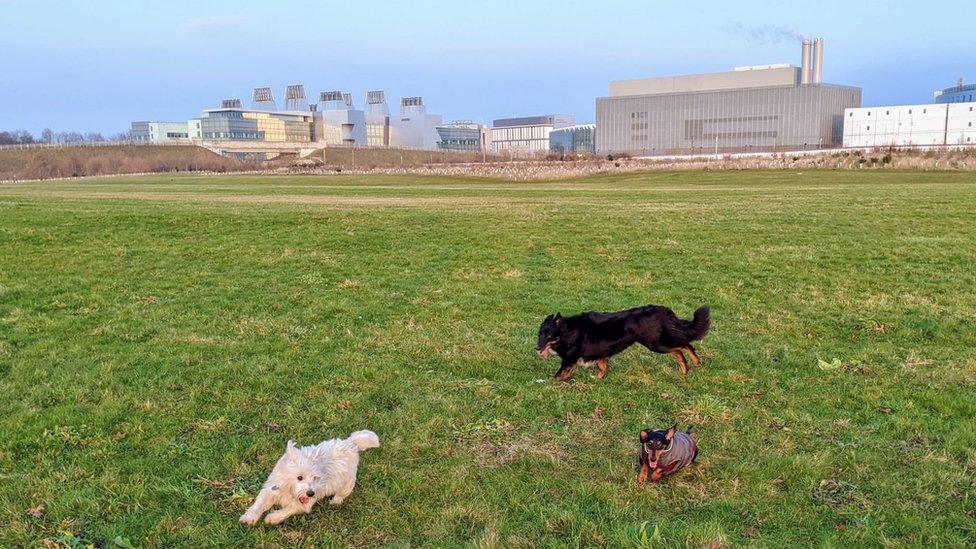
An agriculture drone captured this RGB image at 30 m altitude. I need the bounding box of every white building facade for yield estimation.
[131,121,196,144]
[390,97,442,150]
[490,115,575,155]
[843,102,976,147]
[315,91,367,146]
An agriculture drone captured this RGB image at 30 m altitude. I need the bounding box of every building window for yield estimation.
[866,126,870,131]
[885,110,890,115]
[908,110,912,114]
[867,111,871,116]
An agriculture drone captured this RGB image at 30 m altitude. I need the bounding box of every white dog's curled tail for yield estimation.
[347,429,380,451]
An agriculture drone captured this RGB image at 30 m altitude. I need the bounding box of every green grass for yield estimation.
[1,171,974,547]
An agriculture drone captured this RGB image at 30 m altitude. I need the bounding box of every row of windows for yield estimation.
[631,112,648,119]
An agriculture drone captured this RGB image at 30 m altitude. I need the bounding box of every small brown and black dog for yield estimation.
[636,424,698,484]
[536,304,710,381]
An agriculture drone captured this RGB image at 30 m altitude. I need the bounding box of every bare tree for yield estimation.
[41,128,54,144]
[0,130,36,144]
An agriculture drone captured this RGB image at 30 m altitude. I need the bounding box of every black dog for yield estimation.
[536,304,710,381]
[637,424,698,484]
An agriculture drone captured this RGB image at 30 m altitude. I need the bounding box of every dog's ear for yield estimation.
[554,313,564,327]
[665,424,678,440]
[286,440,299,460]
[639,429,651,442]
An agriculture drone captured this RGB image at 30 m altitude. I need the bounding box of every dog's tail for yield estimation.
[347,429,380,451]
[682,306,711,341]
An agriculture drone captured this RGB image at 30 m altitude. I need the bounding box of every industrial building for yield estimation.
[132,85,450,152]
[131,121,198,144]
[843,102,976,147]
[365,91,391,147]
[390,97,443,149]
[596,39,861,156]
[935,79,976,104]
[316,91,367,147]
[436,121,489,151]
[548,124,596,156]
[490,114,575,155]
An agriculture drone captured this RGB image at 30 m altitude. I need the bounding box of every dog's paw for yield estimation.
[239,513,259,526]
[329,496,344,506]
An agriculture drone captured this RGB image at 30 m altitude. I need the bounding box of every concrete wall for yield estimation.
[843,102,976,147]
[390,113,442,150]
[610,66,801,97]
[317,109,367,146]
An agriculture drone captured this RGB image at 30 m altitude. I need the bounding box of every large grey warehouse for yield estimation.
[596,39,861,156]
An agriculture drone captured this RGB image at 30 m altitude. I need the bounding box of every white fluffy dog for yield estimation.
[239,430,380,526]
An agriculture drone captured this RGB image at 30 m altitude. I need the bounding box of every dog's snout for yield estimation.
[306,489,315,497]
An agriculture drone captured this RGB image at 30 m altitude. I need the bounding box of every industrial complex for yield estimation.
[131,38,975,159]
[596,39,861,155]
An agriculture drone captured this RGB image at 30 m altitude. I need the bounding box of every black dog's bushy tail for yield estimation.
[683,306,710,341]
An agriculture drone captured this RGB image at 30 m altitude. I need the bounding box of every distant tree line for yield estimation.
[0,128,132,145]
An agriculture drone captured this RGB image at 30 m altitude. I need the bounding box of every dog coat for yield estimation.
[639,431,698,476]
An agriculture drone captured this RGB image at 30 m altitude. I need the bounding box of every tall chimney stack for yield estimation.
[812,38,824,84]
[801,39,812,84]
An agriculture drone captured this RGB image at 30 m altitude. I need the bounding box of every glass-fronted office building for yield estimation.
[199,109,315,142]
[436,121,486,151]
[935,82,976,104]
[548,124,596,155]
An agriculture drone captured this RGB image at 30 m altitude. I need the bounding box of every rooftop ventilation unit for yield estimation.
[221,98,243,109]
[284,84,308,111]
[365,91,389,116]
[252,87,276,110]
[319,91,352,111]
[320,91,344,102]
[366,90,386,105]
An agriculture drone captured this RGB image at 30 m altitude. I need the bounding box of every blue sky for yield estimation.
[0,0,973,134]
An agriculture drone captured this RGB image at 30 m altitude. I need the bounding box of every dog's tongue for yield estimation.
[299,495,309,505]
[648,461,657,469]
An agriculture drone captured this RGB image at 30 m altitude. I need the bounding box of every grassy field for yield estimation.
[0,171,974,547]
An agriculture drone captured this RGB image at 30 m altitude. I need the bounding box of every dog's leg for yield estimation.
[637,464,649,485]
[671,350,689,375]
[554,358,578,381]
[650,468,664,482]
[596,358,609,379]
[240,487,276,525]
[264,505,303,525]
[685,345,701,368]
[330,479,356,506]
